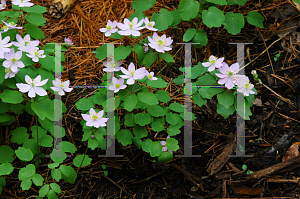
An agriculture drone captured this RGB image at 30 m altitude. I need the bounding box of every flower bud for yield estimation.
[91,135,95,139]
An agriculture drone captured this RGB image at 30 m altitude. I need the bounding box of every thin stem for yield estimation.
[36,116,40,172]
[157,53,162,78]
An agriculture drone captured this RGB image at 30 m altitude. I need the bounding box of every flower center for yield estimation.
[9,22,15,26]
[211,60,216,64]
[34,51,39,56]
[148,22,152,27]
[11,58,17,62]
[228,71,233,76]
[60,83,65,88]
[107,25,111,30]
[2,4,5,7]
[129,21,134,29]
[92,114,98,120]
[158,40,165,47]
[245,83,249,89]
[3,25,8,30]
[148,74,152,79]
[24,41,29,45]
[129,70,135,76]
[5,68,11,73]
[115,83,120,88]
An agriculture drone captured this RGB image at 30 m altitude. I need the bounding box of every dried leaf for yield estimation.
[282,144,299,162]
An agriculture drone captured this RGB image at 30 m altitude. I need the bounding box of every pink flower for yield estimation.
[215,62,239,89]
[64,37,73,46]
[81,108,109,128]
[145,70,158,81]
[100,20,118,37]
[202,55,224,72]
[13,34,39,53]
[160,135,173,154]
[12,0,34,7]
[120,62,146,85]
[117,17,144,36]
[0,0,6,10]
[142,17,158,31]
[148,32,173,53]
[236,75,255,96]
[0,34,12,58]
[16,75,48,98]
[3,48,25,73]
[108,77,127,93]
[143,43,148,53]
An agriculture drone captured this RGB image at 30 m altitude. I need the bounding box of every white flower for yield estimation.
[148,32,173,53]
[11,0,34,7]
[103,60,122,72]
[16,75,48,98]
[0,34,12,58]
[1,20,23,33]
[202,55,224,72]
[108,77,127,93]
[215,62,239,89]
[0,0,6,10]
[117,17,144,36]
[236,75,255,96]
[50,78,73,96]
[160,135,173,154]
[81,108,109,128]
[145,70,158,81]
[142,17,158,31]
[120,62,146,85]
[12,34,39,53]
[26,47,46,62]
[3,48,25,72]
[4,66,19,79]
[100,20,118,37]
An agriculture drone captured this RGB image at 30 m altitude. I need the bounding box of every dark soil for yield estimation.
[1,0,300,198]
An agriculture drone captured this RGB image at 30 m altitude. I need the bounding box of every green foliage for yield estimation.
[202,6,225,28]
[132,0,156,12]
[247,11,264,28]
[224,12,244,35]
[178,0,200,21]
[151,8,174,31]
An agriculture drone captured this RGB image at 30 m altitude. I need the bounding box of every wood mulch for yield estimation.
[1,0,300,198]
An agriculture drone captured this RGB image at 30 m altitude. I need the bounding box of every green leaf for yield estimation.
[138,91,158,105]
[132,137,142,149]
[247,11,264,28]
[178,0,199,21]
[26,12,46,26]
[0,163,14,176]
[133,126,148,138]
[183,28,197,42]
[142,139,153,152]
[0,176,6,187]
[75,98,95,111]
[47,189,58,199]
[24,23,45,39]
[155,90,171,103]
[39,55,55,72]
[102,164,106,170]
[146,77,168,88]
[124,94,138,112]
[117,129,133,146]
[50,149,67,164]
[192,62,208,79]
[217,103,235,119]
[192,29,208,48]
[39,184,50,197]
[32,174,44,186]
[114,46,131,61]
[134,112,152,126]
[31,98,54,121]
[88,137,99,150]
[73,154,92,167]
[151,8,174,31]
[0,66,4,84]
[166,113,179,125]
[166,138,179,151]
[9,104,25,114]
[173,75,184,85]
[21,179,32,190]
[59,165,77,184]
[198,87,224,99]
[147,104,165,117]
[0,89,24,104]
[151,117,165,132]
[15,147,34,161]
[0,10,23,17]
[50,183,61,194]
[11,127,29,144]
[133,44,145,63]
[202,6,225,28]
[124,113,135,127]
[227,0,247,6]
[128,11,146,21]
[37,68,55,90]
[51,169,62,181]
[142,50,157,67]
[132,0,156,12]
[242,164,247,170]
[169,102,184,113]
[167,125,181,136]
[0,114,10,123]
[159,52,174,63]
[148,141,162,157]
[104,171,108,176]
[21,5,47,13]
[94,44,107,61]
[170,9,182,26]
[217,91,234,109]
[206,0,227,5]
[55,141,77,153]
[224,12,244,35]
[196,74,218,85]
[158,152,173,163]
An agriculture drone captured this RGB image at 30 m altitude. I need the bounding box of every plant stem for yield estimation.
[157,53,162,78]
[36,116,40,172]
